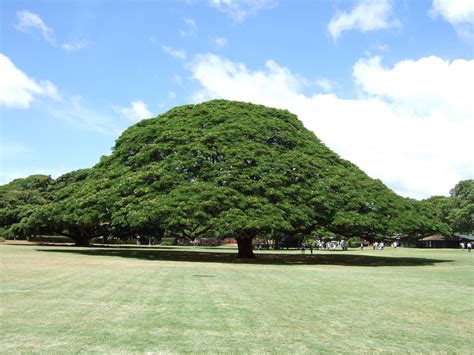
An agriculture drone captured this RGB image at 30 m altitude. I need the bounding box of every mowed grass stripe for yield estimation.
[0,245,472,353]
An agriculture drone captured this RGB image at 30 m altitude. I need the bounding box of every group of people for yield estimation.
[373,241,397,250]
[460,242,472,252]
[371,241,399,250]
[373,241,385,250]
[301,240,348,254]
[300,240,401,254]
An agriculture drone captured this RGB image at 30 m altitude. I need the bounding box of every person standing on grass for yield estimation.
[460,242,465,250]
[310,244,313,254]
[467,242,472,252]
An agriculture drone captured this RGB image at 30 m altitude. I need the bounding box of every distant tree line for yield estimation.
[1,100,463,258]
[421,179,473,236]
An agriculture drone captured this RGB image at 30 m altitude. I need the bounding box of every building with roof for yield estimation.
[417,235,462,248]
[454,234,474,242]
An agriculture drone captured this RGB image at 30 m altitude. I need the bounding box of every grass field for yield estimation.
[1,243,473,353]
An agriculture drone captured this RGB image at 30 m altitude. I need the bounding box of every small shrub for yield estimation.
[160,237,177,246]
[0,227,9,240]
[348,237,361,248]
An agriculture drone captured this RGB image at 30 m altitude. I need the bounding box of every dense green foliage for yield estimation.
[448,180,474,233]
[1,100,452,255]
[422,179,474,234]
[0,175,53,239]
[347,236,362,248]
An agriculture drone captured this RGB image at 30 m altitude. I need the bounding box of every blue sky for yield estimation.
[1,0,473,199]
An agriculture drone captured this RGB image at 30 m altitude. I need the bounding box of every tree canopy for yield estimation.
[423,179,473,235]
[1,100,452,256]
[0,175,53,239]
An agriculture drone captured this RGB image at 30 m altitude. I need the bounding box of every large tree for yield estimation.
[2,100,449,255]
[423,180,473,235]
[448,180,474,234]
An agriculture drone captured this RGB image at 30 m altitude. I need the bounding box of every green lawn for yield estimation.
[1,244,473,353]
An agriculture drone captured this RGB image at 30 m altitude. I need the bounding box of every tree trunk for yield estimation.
[237,238,255,258]
[74,234,90,247]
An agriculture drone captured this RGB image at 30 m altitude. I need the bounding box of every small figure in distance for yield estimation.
[373,241,378,250]
[310,244,314,255]
[360,242,364,250]
[467,242,472,253]
[301,243,305,254]
[460,242,465,250]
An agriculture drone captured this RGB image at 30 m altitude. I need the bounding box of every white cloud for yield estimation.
[0,54,119,135]
[15,10,92,51]
[431,0,474,38]
[315,78,336,92]
[0,53,61,108]
[49,96,122,134]
[328,0,399,40]
[209,0,277,23]
[162,45,187,60]
[190,54,302,102]
[189,53,474,199]
[180,18,197,37]
[431,0,474,23]
[114,100,153,121]
[353,56,474,120]
[214,36,228,47]
[61,39,92,52]
[14,10,54,44]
